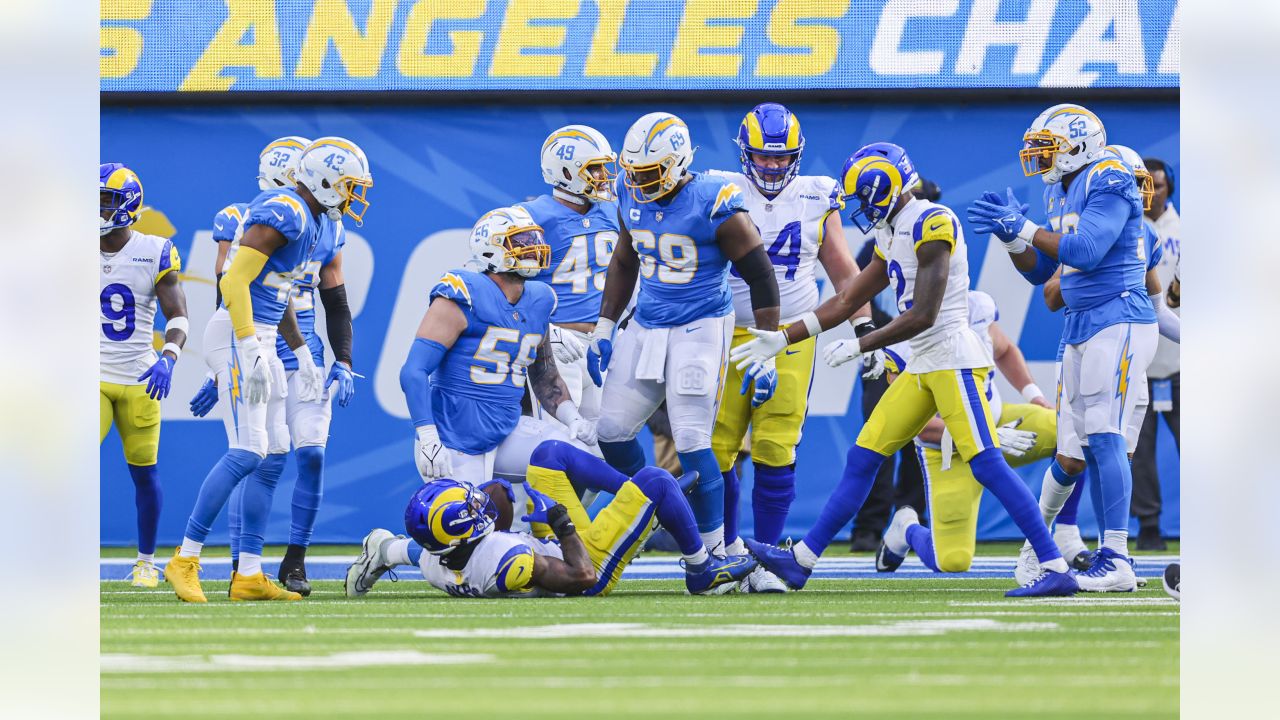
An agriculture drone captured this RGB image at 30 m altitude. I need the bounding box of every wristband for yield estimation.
[1020,383,1045,403]
[850,316,875,338]
[1016,219,1039,243]
[164,316,189,335]
[799,311,821,338]
[1001,236,1029,254]
[593,316,616,340]
[556,401,583,426]
[161,343,182,361]
[547,504,575,536]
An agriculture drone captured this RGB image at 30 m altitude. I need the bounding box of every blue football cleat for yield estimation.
[684,553,756,595]
[744,539,812,590]
[1005,569,1079,597]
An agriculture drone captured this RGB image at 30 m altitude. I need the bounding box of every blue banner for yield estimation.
[102,0,1181,93]
[99,100,1180,546]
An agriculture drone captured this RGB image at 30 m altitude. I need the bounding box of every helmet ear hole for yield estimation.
[561,168,572,181]
[321,178,332,189]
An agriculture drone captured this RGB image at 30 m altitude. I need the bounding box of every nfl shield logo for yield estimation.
[582,218,590,228]
[655,211,664,222]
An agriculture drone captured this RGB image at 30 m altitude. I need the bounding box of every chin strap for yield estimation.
[553,188,588,206]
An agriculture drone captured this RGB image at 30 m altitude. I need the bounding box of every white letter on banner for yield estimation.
[869,0,959,76]
[1042,0,1146,87]
[955,0,1058,76]
[1157,0,1179,75]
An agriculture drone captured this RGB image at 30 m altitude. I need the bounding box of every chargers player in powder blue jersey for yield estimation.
[167,137,372,603]
[585,112,781,558]
[400,206,598,491]
[968,105,1158,593]
[516,125,621,444]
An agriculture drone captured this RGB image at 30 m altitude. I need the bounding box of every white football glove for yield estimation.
[292,349,325,403]
[414,424,452,482]
[822,337,864,368]
[237,334,272,405]
[549,325,585,365]
[996,419,1037,458]
[557,402,598,446]
[729,328,790,374]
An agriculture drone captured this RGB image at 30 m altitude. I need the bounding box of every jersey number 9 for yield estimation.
[101,283,136,341]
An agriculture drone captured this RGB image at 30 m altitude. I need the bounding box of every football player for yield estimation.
[706,103,875,591]
[967,105,1158,592]
[344,440,757,598]
[586,112,781,557]
[398,206,597,491]
[166,137,371,603]
[189,136,359,595]
[100,163,190,588]
[516,125,620,449]
[730,142,1076,597]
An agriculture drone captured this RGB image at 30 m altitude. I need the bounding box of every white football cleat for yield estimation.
[744,566,787,593]
[1075,547,1137,592]
[1014,541,1041,586]
[345,529,397,598]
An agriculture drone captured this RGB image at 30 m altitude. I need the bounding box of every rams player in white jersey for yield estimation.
[516,125,620,449]
[706,103,872,591]
[100,163,190,588]
[732,142,1076,597]
[586,112,781,562]
[166,138,371,602]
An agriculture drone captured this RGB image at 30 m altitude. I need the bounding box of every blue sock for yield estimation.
[126,464,162,556]
[184,449,261,543]
[1059,472,1086,526]
[969,447,1061,563]
[801,445,886,556]
[1086,432,1131,533]
[722,468,740,545]
[238,452,287,557]
[905,523,939,572]
[289,446,325,547]
[678,449,724,533]
[406,541,424,566]
[751,463,796,545]
[228,481,244,563]
[598,439,646,476]
[630,467,703,556]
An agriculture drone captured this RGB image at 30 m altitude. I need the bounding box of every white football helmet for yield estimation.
[257,136,311,191]
[619,112,694,203]
[1107,144,1153,211]
[1020,104,1107,185]
[295,137,373,224]
[541,125,617,202]
[469,206,550,279]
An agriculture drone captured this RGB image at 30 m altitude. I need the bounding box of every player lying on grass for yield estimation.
[346,440,756,598]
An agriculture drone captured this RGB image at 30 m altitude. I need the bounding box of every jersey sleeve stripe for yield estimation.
[494,546,535,593]
[155,240,181,283]
[912,207,957,251]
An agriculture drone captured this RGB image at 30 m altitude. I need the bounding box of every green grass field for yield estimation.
[101,569,1179,719]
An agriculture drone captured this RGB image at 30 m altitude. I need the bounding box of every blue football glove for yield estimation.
[189,373,218,417]
[138,355,176,400]
[520,484,559,525]
[327,361,356,407]
[586,319,617,388]
[980,187,1031,217]
[739,357,778,408]
[966,201,1034,245]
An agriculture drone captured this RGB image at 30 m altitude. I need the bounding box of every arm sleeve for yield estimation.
[731,245,780,311]
[319,284,353,366]
[399,338,448,427]
[1018,247,1061,285]
[1057,192,1131,272]
[1151,288,1181,343]
[218,246,269,339]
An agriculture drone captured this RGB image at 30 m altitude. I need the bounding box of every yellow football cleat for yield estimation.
[229,571,302,601]
[129,560,160,588]
[165,549,207,603]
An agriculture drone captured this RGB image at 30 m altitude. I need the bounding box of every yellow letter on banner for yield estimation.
[397,0,486,78]
[755,0,846,77]
[667,0,756,78]
[491,0,578,77]
[585,0,656,77]
[101,0,153,79]
[296,0,398,78]
[180,0,283,91]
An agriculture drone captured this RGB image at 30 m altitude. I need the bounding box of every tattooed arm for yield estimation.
[528,333,574,420]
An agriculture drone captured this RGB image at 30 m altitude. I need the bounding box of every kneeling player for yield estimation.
[345,440,756,598]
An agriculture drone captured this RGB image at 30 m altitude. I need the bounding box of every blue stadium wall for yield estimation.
[99,100,1180,546]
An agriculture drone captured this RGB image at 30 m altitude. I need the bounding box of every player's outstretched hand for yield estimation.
[996,419,1037,458]
[521,485,561,525]
[730,327,788,374]
[138,354,176,400]
[822,338,864,368]
[293,351,325,403]
[740,357,777,408]
[414,424,452,482]
[189,373,219,417]
[327,361,356,407]
[550,325,585,364]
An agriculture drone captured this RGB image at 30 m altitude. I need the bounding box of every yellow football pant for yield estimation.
[917,402,1057,572]
[858,367,1000,461]
[712,326,816,470]
[100,381,161,466]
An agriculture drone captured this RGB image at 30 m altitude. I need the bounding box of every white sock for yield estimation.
[179,538,203,558]
[239,553,262,576]
[683,547,709,567]
[793,541,819,569]
[1102,530,1129,556]
[700,526,725,557]
[136,552,154,565]
[724,538,746,556]
[1041,557,1069,573]
[384,538,413,567]
[1039,468,1076,526]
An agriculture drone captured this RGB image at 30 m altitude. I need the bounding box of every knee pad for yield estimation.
[750,438,793,468]
[937,549,974,573]
[673,427,711,454]
[294,446,325,483]
[123,437,159,466]
[529,439,572,471]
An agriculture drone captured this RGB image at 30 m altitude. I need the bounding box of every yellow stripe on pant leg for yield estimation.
[712,328,754,471]
[582,480,656,596]
[921,445,983,572]
[525,465,592,540]
[750,333,815,467]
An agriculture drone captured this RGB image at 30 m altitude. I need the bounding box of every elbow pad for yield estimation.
[319,284,353,366]
[219,246,269,339]
[733,246,780,310]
